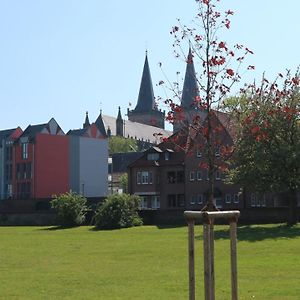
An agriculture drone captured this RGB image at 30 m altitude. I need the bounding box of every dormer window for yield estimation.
[164,152,170,160]
[147,153,159,161]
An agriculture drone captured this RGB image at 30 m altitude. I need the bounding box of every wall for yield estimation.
[34,134,69,198]
[69,136,108,197]
[79,137,108,197]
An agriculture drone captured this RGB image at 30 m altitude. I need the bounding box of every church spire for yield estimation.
[134,52,155,112]
[83,111,90,129]
[116,106,124,137]
[181,46,199,109]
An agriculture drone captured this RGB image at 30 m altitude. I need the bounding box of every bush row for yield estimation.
[51,192,143,229]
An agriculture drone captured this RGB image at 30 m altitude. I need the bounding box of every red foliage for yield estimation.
[226,69,234,76]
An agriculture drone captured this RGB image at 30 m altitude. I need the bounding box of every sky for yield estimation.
[1,0,300,133]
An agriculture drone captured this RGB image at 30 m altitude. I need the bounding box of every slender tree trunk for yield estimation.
[287,189,298,226]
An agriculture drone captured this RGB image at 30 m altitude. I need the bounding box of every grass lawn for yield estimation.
[0,224,299,300]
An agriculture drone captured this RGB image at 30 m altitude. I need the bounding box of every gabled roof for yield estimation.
[19,118,64,142]
[101,114,172,144]
[21,123,48,140]
[67,128,87,136]
[134,53,156,112]
[181,47,199,109]
[0,128,18,141]
[111,152,144,173]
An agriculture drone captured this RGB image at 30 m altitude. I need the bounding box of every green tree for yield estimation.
[51,192,89,227]
[93,194,142,230]
[228,71,300,225]
[109,136,138,155]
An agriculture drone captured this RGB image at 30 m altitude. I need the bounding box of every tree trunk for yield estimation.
[287,190,298,226]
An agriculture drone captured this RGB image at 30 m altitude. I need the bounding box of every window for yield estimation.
[190,195,196,205]
[167,171,184,183]
[167,171,176,183]
[196,148,202,158]
[197,194,203,204]
[168,194,177,207]
[151,196,160,209]
[7,184,12,198]
[147,153,159,161]
[189,171,195,181]
[23,163,27,179]
[215,170,221,180]
[26,163,32,179]
[233,194,240,204]
[196,170,202,181]
[164,152,170,160]
[225,194,232,204]
[137,171,153,185]
[178,194,185,207]
[177,171,184,183]
[251,193,266,207]
[215,146,220,157]
[168,194,185,208]
[22,143,28,159]
[140,196,148,209]
[5,146,13,161]
[250,193,256,207]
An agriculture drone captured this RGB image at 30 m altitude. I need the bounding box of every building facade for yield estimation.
[0,127,23,199]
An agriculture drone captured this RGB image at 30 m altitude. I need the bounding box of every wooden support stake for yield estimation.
[203,223,211,300]
[230,220,238,300]
[209,222,215,300]
[188,220,195,300]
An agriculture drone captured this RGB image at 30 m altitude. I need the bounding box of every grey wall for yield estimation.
[69,136,80,193]
[79,137,108,197]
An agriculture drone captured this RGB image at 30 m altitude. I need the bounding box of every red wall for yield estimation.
[34,134,69,198]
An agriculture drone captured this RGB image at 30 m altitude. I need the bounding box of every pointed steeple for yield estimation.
[181,47,199,109]
[116,106,124,137]
[95,109,107,136]
[83,111,90,129]
[134,52,155,112]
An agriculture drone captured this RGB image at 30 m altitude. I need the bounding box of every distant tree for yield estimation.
[159,0,254,210]
[51,192,89,227]
[109,136,138,155]
[93,194,142,230]
[119,173,128,193]
[227,70,300,225]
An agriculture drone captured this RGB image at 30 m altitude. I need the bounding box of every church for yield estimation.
[81,52,172,151]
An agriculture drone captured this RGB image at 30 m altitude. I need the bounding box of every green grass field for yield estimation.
[0,224,299,300]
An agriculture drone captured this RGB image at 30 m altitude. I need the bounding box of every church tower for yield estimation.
[127,52,165,129]
[173,47,202,133]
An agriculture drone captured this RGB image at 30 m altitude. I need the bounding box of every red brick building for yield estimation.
[13,118,69,199]
[128,111,243,213]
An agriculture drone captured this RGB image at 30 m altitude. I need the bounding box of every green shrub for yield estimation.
[51,192,89,227]
[93,194,143,229]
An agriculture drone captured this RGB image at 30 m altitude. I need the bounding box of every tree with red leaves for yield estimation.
[228,70,300,225]
[160,0,254,211]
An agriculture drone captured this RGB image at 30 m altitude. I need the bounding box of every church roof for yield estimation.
[95,110,107,136]
[101,114,172,144]
[134,53,156,112]
[181,47,199,109]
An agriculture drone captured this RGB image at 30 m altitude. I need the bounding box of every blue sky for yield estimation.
[1,0,299,132]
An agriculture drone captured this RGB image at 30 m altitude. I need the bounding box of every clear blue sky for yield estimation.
[1,0,299,132]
